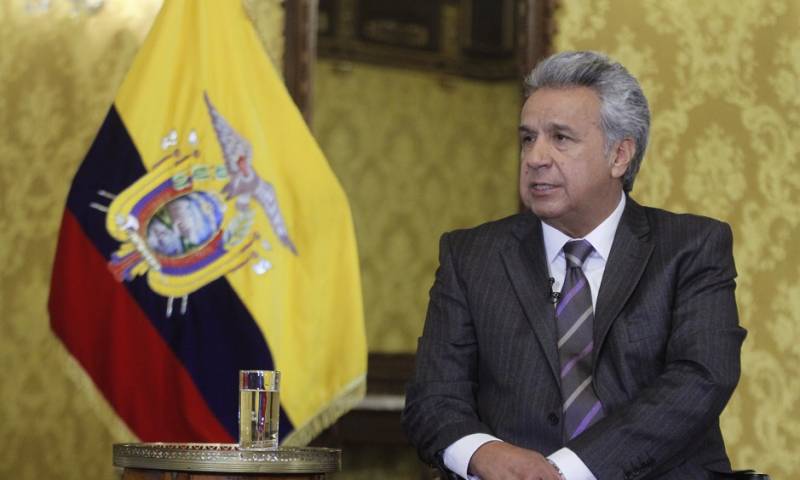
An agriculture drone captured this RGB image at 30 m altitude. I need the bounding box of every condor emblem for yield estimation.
[98,93,297,316]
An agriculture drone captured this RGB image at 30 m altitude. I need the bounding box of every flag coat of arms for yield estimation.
[49,0,366,445]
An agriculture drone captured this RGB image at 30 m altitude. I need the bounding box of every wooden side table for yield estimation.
[113,443,340,479]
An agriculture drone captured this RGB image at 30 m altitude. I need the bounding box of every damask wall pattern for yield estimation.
[0,1,284,479]
[313,60,521,352]
[2,0,797,478]
[553,1,800,477]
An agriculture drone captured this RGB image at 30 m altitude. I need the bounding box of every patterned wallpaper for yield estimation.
[313,60,521,352]
[552,1,800,477]
[1,0,798,478]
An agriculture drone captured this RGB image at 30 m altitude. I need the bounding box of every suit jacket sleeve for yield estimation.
[569,220,746,478]
[402,231,492,467]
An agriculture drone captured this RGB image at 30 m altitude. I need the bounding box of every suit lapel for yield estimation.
[501,214,561,382]
[593,198,653,360]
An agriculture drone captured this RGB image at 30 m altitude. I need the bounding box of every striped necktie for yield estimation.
[556,240,604,441]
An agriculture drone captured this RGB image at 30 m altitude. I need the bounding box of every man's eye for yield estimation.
[554,133,569,142]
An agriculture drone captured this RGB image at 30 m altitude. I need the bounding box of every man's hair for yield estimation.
[524,51,650,192]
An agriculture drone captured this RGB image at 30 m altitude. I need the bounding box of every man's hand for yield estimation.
[468,441,564,480]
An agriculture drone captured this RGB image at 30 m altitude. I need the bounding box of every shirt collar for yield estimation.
[542,192,627,265]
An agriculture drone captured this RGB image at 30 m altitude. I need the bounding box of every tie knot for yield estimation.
[563,240,593,268]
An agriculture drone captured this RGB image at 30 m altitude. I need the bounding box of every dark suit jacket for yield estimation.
[402,198,746,480]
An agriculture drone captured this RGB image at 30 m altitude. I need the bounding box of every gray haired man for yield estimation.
[403,51,745,479]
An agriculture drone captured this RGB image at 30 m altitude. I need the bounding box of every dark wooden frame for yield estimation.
[316,0,554,81]
[518,0,556,78]
[283,0,319,126]
[281,0,555,124]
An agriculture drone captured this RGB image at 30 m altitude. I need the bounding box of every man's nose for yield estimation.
[522,139,552,170]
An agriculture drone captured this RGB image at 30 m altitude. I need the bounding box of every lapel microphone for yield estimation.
[548,277,561,304]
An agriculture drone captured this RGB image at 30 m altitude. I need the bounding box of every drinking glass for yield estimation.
[238,370,280,450]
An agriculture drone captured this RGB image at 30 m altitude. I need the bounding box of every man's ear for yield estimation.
[610,138,635,179]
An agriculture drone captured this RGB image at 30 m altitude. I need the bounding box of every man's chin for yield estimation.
[527,199,563,220]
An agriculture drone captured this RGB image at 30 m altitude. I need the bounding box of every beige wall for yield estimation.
[552,1,800,476]
[314,60,521,352]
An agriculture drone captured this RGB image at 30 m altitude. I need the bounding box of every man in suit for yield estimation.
[402,51,746,480]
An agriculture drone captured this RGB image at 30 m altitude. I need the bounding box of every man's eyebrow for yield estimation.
[548,122,579,136]
[519,123,579,136]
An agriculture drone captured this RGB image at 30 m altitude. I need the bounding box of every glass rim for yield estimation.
[239,370,280,390]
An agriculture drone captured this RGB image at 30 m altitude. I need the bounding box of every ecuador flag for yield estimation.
[48,0,366,445]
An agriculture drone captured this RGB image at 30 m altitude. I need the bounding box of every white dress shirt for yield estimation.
[443,193,626,480]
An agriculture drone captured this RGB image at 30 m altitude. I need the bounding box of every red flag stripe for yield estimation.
[49,210,233,442]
